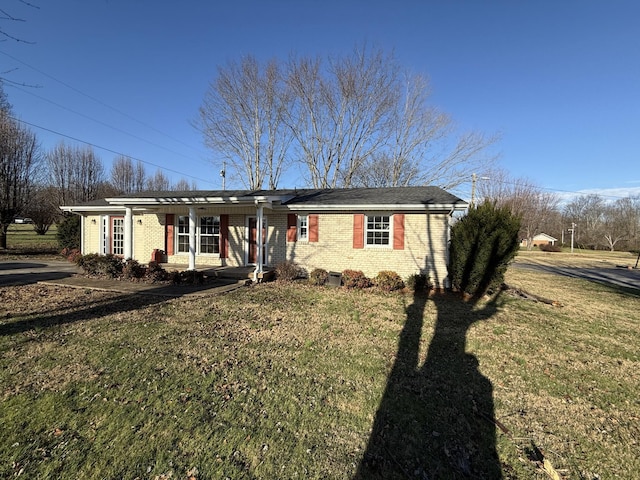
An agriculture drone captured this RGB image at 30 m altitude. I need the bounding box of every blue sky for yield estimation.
[1,0,639,201]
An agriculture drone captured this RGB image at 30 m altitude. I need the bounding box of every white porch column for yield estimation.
[188,206,197,271]
[124,207,133,260]
[254,203,264,282]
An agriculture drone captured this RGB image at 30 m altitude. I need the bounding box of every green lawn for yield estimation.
[0,261,638,478]
[2,223,59,258]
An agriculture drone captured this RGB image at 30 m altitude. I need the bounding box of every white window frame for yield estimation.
[199,216,221,255]
[176,215,221,256]
[297,214,308,241]
[365,213,392,248]
[177,215,190,254]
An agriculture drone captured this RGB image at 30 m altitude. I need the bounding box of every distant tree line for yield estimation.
[478,169,640,253]
[0,82,196,248]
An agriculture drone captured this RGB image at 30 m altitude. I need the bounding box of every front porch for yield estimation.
[159,264,275,282]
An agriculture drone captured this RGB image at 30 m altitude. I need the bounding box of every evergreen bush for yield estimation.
[448,202,521,297]
[57,215,81,250]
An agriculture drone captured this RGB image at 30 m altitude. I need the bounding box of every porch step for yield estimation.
[160,264,274,281]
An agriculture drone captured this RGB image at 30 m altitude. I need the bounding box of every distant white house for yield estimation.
[520,233,558,248]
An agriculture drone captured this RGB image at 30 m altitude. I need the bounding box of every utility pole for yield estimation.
[470,173,490,209]
[470,173,477,209]
[568,223,576,253]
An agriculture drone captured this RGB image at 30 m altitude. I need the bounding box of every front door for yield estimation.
[247,216,267,265]
[111,216,125,256]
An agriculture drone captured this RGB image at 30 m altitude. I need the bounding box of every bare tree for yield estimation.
[145,169,170,191]
[0,1,38,45]
[287,47,398,188]
[479,170,559,249]
[110,155,146,194]
[47,142,104,205]
[25,184,59,235]
[172,178,197,191]
[0,109,40,249]
[197,55,292,189]
[352,73,497,189]
[563,194,606,249]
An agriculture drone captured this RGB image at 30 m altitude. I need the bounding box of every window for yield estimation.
[177,215,221,255]
[177,216,190,253]
[366,214,390,246]
[298,215,308,241]
[200,216,220,254]
[112,217,125,255]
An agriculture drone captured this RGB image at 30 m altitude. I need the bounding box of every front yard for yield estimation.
[1,263,638,478]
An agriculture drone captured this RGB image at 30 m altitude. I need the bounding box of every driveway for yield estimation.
[0,260,81,287]
[512,262,640,292]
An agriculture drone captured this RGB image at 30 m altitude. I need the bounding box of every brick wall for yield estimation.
[281,211,451,287]
[81,209,452,286]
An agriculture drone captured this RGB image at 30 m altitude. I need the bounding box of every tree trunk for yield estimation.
[0,225,8,250]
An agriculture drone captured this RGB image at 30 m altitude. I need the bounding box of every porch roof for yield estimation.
[62,187,468,213]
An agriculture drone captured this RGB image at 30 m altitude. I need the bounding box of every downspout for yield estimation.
[124,207,133,260]
[80,214,85,255]
[254,201,264,282]
[188,206,197,271]
[444,207,455,289]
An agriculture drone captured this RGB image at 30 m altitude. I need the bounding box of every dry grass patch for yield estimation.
[0,268,638,478]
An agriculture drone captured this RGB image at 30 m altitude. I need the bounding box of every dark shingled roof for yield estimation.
[108,186,463,204]
[64,186,467,209]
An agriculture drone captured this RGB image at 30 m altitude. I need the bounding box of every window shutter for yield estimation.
[353,214,364,249]
[165,214,175,256]
[220,214,229,258]
[309,214,319,242]
[287,214,297,242]
[393,214,405,250]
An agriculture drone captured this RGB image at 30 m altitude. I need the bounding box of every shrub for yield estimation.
[146,261,168,282]
[308,268,329,286]
[76,253,123,278]
[275,260,304,281]
[448,201,520,297]
[56,214,81,250]
[374,271,405,292]
[122,259,146,279]
[61,247,82,264]
[341,269,371,289]
[539,243,562,252]
[405,273,431,292]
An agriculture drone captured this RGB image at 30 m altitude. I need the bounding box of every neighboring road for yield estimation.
[0,260,80,287]
[512,262,640,292]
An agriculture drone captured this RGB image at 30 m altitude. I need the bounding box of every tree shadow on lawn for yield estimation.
[0,289,170,337]
[355,288,504,479]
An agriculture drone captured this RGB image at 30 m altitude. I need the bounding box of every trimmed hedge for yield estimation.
[374,271,404,292]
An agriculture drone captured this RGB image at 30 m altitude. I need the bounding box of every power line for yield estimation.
[8,114,216,186]
[8,83,202,162]
[0,49,207,157]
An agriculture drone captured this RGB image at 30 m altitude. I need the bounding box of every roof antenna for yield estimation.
[220,160,226,191]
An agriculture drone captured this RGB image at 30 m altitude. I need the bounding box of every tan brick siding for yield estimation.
[282,212,451,287]
[81,209,451,286]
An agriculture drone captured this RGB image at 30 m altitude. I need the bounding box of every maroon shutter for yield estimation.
[309,214,319,242]
[220,214,229,258]
[353,214,364,249]
[287,214,297,242]
[393,214,405,250]
[165,214,175,256]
